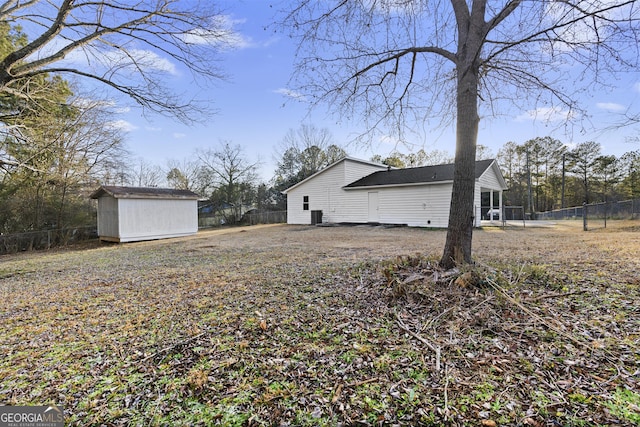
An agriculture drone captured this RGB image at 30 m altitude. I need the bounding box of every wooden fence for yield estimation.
[245,210,287,226]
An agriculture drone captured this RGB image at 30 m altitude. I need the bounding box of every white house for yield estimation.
[283,157,508,228]
[90,186,200,242]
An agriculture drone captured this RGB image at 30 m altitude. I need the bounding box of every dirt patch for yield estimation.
[1,222,638,426]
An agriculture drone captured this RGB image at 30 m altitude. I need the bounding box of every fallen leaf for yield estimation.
[332,384,343,403]
[524,418,543,427]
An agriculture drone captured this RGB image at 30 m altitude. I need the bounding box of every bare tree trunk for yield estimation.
[440,75,479,268]
[56,182,68,231]
[440,0,483,269]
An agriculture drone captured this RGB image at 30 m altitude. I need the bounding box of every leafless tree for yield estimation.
[272,124,347,188]
[275,124,343,171]
[198,141,261,222]
[281,124,335,150]
[0,0,230,122]
[131,158,164,187]
[165,158,203,192]
[281,0,639,268]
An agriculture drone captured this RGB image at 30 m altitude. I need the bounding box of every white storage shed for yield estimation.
[90,186,200,242]
[283,157,508,228]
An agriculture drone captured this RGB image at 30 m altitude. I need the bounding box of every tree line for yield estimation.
[3,106,639,233]
[497,138,640,216]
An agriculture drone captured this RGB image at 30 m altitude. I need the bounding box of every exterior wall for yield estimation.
[96,195,119,239]
[343,183,453,227]
[116,198,198,242]
[381,183,452,227]
[286,160,387,224]
[344,161,387,184]
[326,189,369,223]
[290,181,454,227]
[288,169,457,228]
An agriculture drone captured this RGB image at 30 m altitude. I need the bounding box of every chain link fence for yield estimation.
[0,226,97,255]
[536,206,584,220]
[584,199,639,220]
[538,198,640,221]
[2,211,288,255]
[537,198,640,230]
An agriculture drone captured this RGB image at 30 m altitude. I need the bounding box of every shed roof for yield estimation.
[90,186,200,200]
[344,159,496,189]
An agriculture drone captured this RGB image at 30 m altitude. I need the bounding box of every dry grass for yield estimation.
[0,221,639,426]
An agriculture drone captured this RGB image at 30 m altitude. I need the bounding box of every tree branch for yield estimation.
[0,157,42,172]
[484,0,638,65]
[0,0,227,122]
[0,0,73,82]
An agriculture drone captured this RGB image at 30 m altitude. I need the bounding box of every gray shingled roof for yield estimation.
[344,159,495,188]
[90,186,200,200]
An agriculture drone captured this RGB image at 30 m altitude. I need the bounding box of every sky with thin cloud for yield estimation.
[103,1,640,181]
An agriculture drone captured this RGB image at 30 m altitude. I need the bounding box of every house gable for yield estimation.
[282,157,387,194]
[477,160,508,190]
[283,157,388,224]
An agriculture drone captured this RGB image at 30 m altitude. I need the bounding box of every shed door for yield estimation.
[368,192,379,222]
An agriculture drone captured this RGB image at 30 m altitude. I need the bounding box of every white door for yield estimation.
[368,192,379,222]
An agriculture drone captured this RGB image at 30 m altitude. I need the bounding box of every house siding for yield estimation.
[344,162,387,184]
[474,181,482,226]
[328,190,369,223]
[292,182,454,227]
[286,168,334,224]
[343,183,452,227]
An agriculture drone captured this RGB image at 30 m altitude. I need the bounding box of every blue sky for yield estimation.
[113,1,640,182]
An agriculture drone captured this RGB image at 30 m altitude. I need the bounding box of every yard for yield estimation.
[1,222,639,426]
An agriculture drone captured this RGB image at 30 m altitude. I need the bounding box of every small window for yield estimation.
[303,196,309,211]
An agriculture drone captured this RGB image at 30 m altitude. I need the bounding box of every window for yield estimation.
[303,196,309,211]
